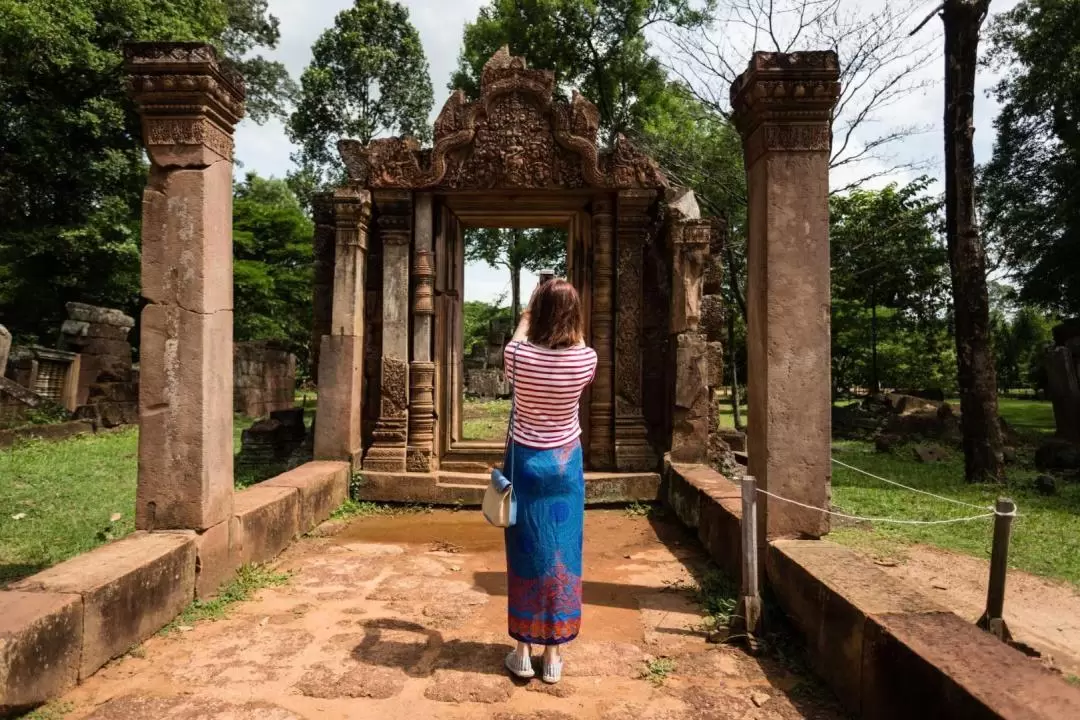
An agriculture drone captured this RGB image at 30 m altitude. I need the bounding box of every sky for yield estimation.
[233,0,1021,305]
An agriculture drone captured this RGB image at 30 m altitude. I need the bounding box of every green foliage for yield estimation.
[983,0,1080,315]
[0,0,288,339]
[162,564,289,632]
[287,0,434,190]
[20,702,75,720]
[24,402,72,427]
[232,173,315,373]
[830,179,952,393]
[452,0,712,142]
[990,300,1056,391]
[463,300,512,357]
[642,657,677,685]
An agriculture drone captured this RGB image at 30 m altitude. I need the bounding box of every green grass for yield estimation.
[642,657,677,685]
[17,701,75,720]
[331,498,433,520]
[1,429,138,584]
[461,397,511,442]
[830,439,1080,587]
[1,414,297,586]
[987,397,1055,437]
[161,564,289,634]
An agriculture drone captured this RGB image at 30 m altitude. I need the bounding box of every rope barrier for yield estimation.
[831,457,989,511]
[755,488,997,526]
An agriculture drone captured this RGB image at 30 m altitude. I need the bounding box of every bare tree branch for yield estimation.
[664,0,938,188]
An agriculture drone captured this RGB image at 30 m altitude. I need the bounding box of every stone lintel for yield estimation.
[730,51,841,168]
[125,42,246,166]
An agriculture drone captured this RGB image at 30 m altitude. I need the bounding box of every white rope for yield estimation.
[756,488,996,526]
[831,457,990,511]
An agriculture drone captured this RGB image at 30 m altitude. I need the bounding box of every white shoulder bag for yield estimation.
[483,343,518,528]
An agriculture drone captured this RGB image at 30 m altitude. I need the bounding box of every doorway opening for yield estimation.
[460,227,568,444]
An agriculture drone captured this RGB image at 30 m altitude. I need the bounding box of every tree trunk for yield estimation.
[728,307,743,430]
[870,287,880,395]
[510,263,521,329]
[942,0,1005,483]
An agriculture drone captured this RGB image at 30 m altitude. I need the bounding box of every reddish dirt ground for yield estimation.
[52,509,847,719]
[869,544,1080,676]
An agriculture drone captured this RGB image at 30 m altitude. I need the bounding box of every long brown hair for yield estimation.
[527,279,584,349]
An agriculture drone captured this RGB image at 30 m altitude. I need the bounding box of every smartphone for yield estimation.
[538,269,555,285]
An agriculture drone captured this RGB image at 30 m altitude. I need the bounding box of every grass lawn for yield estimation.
[1,414,274,586]
[462,397,510,442]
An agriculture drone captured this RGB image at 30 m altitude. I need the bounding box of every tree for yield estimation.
[668,0,938,191]
[287,0,434,191]
[938,0,1005,483]
[830,179,949,394]
[0,0,289,340]
[232,173,315,373]
[982,0,1080,316]
[452,0,714,142]
[463,300,513,358]
[466,228,567,326]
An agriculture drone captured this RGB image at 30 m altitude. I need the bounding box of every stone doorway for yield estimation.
[311,47,707,503]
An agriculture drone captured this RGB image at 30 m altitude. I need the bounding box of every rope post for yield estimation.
[732,474,763,653]
[977,497,1016,643]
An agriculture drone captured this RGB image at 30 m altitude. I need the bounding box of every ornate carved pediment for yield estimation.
[338,47,666,191]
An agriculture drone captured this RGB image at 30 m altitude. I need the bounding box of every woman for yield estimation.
[501,279,597,685]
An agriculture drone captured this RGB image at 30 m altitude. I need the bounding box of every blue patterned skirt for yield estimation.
[504,439,584,646]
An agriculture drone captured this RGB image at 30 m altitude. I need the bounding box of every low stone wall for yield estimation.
[663,460,1080,720]
[464,368,509,399]
[0,461,348,713]
[234,342,297,418]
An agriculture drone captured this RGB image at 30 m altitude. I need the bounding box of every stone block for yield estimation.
[65,302,135,328]
[862,611,1080,720]
[766,539,943,715]
[78,338,133,359]
[314,334,363,462]
[701,295,724,342]
[10,532,196,679]
[230,486,300,566]
[0,324,11,374]
[137,303,233,531]
[141,163,234,314]
[263,461,349,533]
[194,521,238,599]
[0,591,82,712]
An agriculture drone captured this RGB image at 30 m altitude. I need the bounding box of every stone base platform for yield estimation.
[355,470,661,505]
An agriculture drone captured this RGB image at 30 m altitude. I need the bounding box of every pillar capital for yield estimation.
[125,42,246,166]
[332,188,372,246]
[730,51,841,167]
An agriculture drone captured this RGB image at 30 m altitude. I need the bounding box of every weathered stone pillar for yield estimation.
[314,188,370,463]
[732,51,841,538]
[590,195,617,470]
[0,324,11,377]
[363,191,412,472]
[668,216,713,465]
[310,193,336,384]
[126,43,245,531]
[408,193,437,472]
[615,190,659,472]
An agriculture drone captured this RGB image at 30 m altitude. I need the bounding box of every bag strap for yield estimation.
[504,341,518,481]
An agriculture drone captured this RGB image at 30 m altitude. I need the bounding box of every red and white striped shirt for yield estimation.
[504,340,598,449]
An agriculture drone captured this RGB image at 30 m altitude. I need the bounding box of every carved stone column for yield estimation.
[668,218,713,465]
[310,193,335,384]
[614,190,659,472]
[314,188,370,463]
[589,195,617,470]
[732,51,841,538]
[364,191,412,472]
[408,194,436,472]
[125,43,244,531]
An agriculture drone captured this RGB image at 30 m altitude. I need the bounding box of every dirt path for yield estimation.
[53,510,845,720]
[869,545,1080,676]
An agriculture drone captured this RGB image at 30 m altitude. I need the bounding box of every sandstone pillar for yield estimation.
[314,188,370,463]
[408,193,437,472]
[668,218,713,465]
[126,43,245,531]
[363,191,412,472]
[310,193,336,384]
[0,324,11,377]
[732,51,841,538]
[590,195,617,470]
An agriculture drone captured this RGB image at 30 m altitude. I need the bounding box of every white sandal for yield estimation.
[542,655,563,684]
[504,651,535,679]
